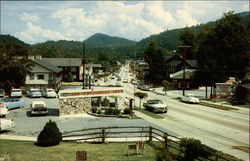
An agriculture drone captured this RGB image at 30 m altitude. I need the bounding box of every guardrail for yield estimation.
[62,126,232,161]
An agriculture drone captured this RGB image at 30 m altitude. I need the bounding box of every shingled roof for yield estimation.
[34,59,62,73]
[42,58,82,67]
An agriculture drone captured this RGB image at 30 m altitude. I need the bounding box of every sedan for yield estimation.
[0,119,15,131]
[27,89,42,98]
[42,89,57,98]
[0,98,27,110]
[181,94,200,103]
[0,103,8,117]
[10,89,22,98]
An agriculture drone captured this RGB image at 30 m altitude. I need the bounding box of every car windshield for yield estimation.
[48,90,55,92]
[12,89,21,92]
[0,89,4,92]
[31,89,40,92]
[148,100,162,104]
[34,104,45,108]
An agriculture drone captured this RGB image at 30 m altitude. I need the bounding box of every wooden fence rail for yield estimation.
[62,126,231,161]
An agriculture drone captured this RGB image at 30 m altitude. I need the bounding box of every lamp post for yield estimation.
[179,45,191,96]
[82,41,88,89]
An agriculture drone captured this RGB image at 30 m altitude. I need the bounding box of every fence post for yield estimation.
[164,133,168,150]
[149,126,152,142]
[102,128,105,143]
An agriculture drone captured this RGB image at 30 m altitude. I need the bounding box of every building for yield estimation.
[170,69,197,89]
[42,58,101,82]
[25,56,62,91]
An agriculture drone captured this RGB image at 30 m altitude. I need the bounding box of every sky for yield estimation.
[1,1,249,44]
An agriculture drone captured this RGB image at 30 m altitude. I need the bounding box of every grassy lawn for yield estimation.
[199,101,238,111]
[136,109,165,119]
[0,139,157,161]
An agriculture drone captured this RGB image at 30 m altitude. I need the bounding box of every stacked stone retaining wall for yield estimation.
[59,97,91,115]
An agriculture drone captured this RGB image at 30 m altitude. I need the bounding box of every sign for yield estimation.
[215,83,232,98]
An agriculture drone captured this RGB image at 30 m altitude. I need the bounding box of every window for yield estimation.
[38,75,44,80]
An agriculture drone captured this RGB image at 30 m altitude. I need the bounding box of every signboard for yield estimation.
[215,83,232,98]
[59,87,123,99]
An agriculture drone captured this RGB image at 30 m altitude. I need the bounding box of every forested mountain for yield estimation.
[85,33,136,48]
[0,34,30,49]
[0,11,248,61]
[136,11,249,57]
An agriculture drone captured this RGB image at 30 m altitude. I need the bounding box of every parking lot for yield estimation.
[2,95,163,138]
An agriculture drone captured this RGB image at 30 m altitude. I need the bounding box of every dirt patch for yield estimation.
[231,146,250,153]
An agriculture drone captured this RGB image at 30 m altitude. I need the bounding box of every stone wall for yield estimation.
[59,97,91,115]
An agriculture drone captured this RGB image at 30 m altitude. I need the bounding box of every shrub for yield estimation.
[104,108,120,115]
[123,108,130,115]
[37,120,62,146]
[101,98,110,107]
[97,109,102,114]
[180,137,212,161]
[66,72,73,82]
[91,107,97,113]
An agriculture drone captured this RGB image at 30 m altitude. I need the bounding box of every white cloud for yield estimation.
[16,22,68,44]
[5,1,248,44]
[20,12,40,23]
[175,9,199,27]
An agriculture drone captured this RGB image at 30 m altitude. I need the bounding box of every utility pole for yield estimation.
[82,41,88,89]
[179,45,191,96]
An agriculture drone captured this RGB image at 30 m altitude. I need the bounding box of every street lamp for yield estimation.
[179,45,191,96]
[82,41,88,89]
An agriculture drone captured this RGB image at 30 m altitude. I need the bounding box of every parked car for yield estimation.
[0,103,8,117]
[0,98,27,110]
[30,101,48,116]
[143,100,168,113]
[10,89,22,98]
[42,89,57,98]
[181,94,200,103]
[27,89,42,98]
[0,89,5,97]
[0,119,15,131]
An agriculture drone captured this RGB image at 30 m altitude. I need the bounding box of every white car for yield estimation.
[181,94,200,103]
[42,89,57,98]
[0,119,15,131]
[0,103,8,117]
[30,101,48,116]
[10,89,22,98]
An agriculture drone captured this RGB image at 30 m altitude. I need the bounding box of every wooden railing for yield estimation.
[62,126,232,161]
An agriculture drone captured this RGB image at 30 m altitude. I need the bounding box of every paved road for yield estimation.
[118,65,250,161]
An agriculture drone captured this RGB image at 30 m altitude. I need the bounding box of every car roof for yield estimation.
[32,101,46,105]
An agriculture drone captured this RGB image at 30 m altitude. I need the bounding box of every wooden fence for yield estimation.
[62,126,232,161]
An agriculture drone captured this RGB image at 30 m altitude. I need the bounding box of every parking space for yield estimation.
[2,95,159,138]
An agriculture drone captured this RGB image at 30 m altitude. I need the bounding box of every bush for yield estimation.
[180,138,212,161]
[91,107,97,113]
[123,108,130,115]
[104,108,120,115]
[37,120,62,146]
[101,98,110,107]
[97,109,102,114]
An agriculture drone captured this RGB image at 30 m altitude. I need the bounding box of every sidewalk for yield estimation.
[150,87,247,110]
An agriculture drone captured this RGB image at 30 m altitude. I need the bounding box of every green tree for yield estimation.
[134,92,148,108]
[179,27,197,59]
[180,138,213,161]
[0,44,32,93]
[144,41,167,85]
[37,120,62,146]
[196,11,250,98]
[162,80,171,94]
